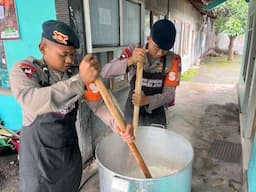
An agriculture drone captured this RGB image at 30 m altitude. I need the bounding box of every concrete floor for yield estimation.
[80,56,242,192]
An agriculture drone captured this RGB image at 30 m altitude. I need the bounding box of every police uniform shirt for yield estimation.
[10,57,85,126]
[101,44,181,113]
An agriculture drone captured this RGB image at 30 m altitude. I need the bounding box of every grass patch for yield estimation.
[202,55,242,67]
[181,68,198,81]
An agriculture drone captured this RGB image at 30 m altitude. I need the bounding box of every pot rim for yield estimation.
[95,127,194,181]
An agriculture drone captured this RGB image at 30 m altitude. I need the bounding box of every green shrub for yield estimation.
[181,68,198,81]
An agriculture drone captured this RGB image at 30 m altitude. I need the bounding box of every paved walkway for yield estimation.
[80,55,243,192]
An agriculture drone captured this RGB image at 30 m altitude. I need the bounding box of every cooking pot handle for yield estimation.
[151,124,166,129]
[112,176,130,192]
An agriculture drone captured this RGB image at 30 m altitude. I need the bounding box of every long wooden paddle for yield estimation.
[133,60,143,136]
[94,76,152,178]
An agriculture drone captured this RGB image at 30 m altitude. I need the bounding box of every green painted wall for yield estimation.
[248,136,256,192]
[0,94,22,130]
[247,1,256,191]
[248,135,256,188]
[0,0,56,130]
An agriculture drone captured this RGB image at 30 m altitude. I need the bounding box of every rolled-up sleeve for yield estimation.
[101,58,128,78]
[10,62,85,115]
[145,86,176,113]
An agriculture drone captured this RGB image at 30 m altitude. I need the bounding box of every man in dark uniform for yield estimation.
[10,20,134,192]
[102,19,181,128]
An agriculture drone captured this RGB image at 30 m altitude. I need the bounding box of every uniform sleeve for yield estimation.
[145,54,181,113]
[10,62,85,115]
[145,86,176,113]
[101,58,128,78]
[101,46,135,79]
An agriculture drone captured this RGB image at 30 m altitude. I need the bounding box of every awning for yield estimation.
[203,0,227,11]
[203,0,250,11]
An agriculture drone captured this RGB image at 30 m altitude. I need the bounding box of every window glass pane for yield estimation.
[159,15,165,19]
[173,19,182,55]
[153,15,158,23]
[95,52,108,69]
[122,1,141,45]
[144,10,150,44]
[90,0,119,47]
[0,40,9,89]
[243,14,254,81]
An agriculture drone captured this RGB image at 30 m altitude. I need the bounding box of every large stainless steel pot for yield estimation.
[96,126,194,192]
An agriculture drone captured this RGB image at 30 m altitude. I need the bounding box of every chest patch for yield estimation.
[54,104,76,115]
[20,63,36,78]
[142,78,162,88]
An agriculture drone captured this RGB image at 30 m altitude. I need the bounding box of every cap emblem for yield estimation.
[52,30,68,45]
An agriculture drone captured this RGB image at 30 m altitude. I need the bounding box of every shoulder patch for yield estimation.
[174,54,181,63]
[174,54,182,72]
[119,48,132,60]
[19,63,36,78]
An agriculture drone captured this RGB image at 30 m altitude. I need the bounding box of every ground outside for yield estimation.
[0,55,242,192]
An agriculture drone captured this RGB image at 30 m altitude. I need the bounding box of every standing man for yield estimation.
[10,20,134,192]
[102,19,181,127]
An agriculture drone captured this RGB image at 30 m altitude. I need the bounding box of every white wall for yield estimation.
[169,0,216,72]
[217,34,245,55]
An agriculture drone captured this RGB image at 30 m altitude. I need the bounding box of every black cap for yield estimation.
[151,19,176,50]
[42,20,80,49]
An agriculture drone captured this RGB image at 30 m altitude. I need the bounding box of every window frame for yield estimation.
[83,0,144,53]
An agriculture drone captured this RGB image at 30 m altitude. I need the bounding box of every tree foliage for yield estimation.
[214,0,248,37]
[214,0,248,60]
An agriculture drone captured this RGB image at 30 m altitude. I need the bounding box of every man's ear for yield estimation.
[39,42,46,54]
[146,36,151,42]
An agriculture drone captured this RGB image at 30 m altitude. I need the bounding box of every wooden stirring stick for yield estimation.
[94,76,152,178]
[133,60,143,136]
